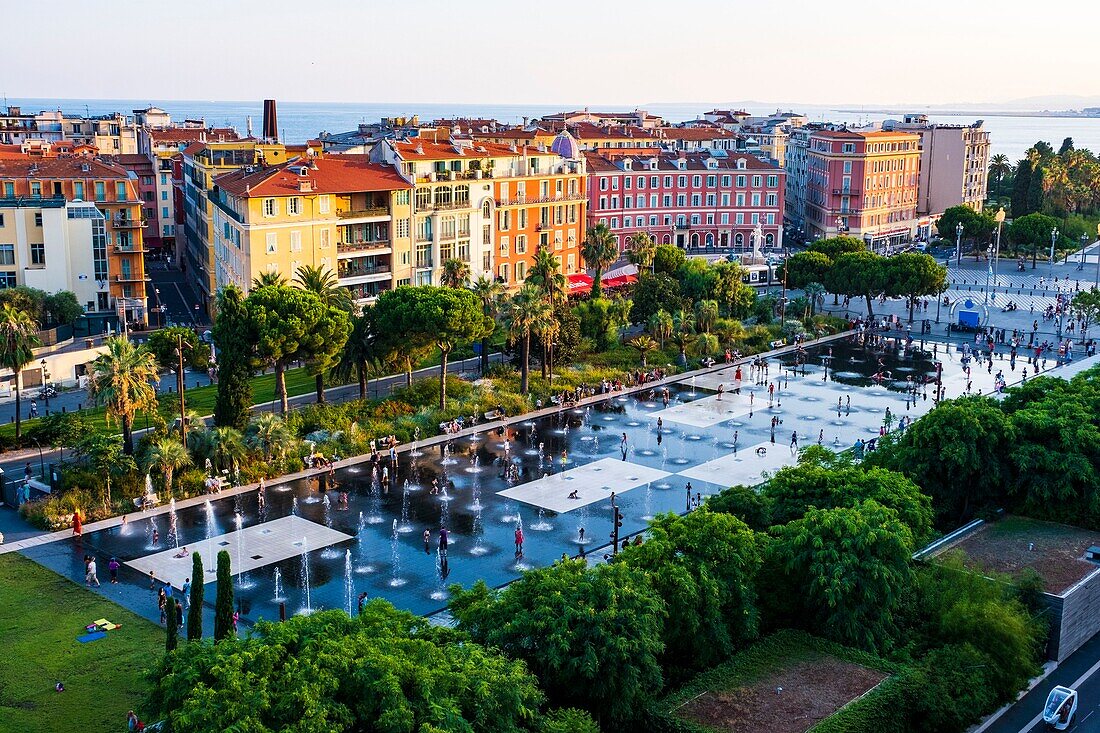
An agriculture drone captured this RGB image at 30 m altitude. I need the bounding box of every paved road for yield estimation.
[983,632,1100,733]
[148,262,208,329]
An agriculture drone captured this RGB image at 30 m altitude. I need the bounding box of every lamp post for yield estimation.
[1095,223,1100,288]
[1080,234,1089,271]
[39,359,49,408]
[993,208,1005,288]
[1050,227,1059,279]
[955,221,963,266]
[983,243,995,308]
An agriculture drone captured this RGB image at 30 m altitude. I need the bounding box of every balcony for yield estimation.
[336,207,389,219]
[337,239,390,254]
[113,216,146,229]
[832,188,860,197]
[113,243,145,253]
[113,272,146,282]
[428,199,473,212]
[496,192,586,207]
[415,256,434,270]
[338,264,391,280]
[675,222,691,230]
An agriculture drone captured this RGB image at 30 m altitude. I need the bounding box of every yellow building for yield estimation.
[210,153,413,304]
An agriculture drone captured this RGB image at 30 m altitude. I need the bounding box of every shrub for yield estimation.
[540,708,601,733]
[706,484,772,531]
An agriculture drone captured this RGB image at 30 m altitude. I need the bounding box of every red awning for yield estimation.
[602,274,638,288]
[567,273,593,293]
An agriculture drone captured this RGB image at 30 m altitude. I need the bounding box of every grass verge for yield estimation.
[0,553,162,733]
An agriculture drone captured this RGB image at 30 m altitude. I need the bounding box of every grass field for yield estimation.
[0,554,162,733]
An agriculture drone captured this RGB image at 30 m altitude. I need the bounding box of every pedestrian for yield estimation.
[23,462,32,484]
[158,589,167,625]
[176,599,184,630]
[791,431,799,451]
[148,570,156,589]
[685,482,693,512]
[817,429,823,445]
[423,528,431,554]
[29,399,37,418]
[257,477,266,509]
[620,432,628,460]
[71,509,82,537]
[439,527,449,557]
[181,577,191,605]
[514,526,524,555]
[152,528,159,546]
[85,556,100,586]
[108,557,120,584]
[232,610,239,633]
[358,591,368,614]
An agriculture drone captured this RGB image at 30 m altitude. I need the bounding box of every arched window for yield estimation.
[765,233,774,246]
[690,233,699,247]
[663,234,671,244]
[706,233,714,246]
[481,200,491,219]
[735,232,744,246]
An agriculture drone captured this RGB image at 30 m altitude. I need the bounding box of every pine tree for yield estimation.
[213,550,234,641]
[1012,159,1032,217]
[1026,166,1044,215]
[165,596,178,651]
[187,553,204,640]
[213,286,254,430]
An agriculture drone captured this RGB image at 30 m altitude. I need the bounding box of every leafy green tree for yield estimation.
[904,643,999,733]
[527,247,567,312]
[187,553,203,640]
[648,308,674,349]
[936,205,995,249]
[0,287,47,323]
[440,257,471,288]
[1059,137,1075,155]
[675,258,714,302]
[694,299,719,332]
[886,252,947,322]
[370,291,435,389]
[808,235,866,259]
[803,281,825,316]
[766,501,913,651]
[625,335,659,367]
[1012,158,1032,217]
[780,250,833,290]
[706,484,773,531]
[245,413,295,463]
[0,303,40,439]
[147,605,546,733]
[582,223,619,298]
[988,154,1012,196]
[142,437,191,498]
[43,290,83,326]
[212,285,254,430]
[502,284,551,394]
[251,271,286,289]
[146,326,201,373]
[213,550,234,641]
[625,231,656,271]
[470,275,505,373]
[73,432,135,511]
[246,285,350,413]
[165,594,178,651]
[711,261,755,318]
[824,250,887,317]
[1073,288,1100,334]
[653,243,686,275]
[573,297,629,351]
[449,559,665,728]
[540,708,601,733]
[1009,212,1060,267]
[630,272,682,324]
[295,265,354,403]
[620,509,762,677]
[88,336,160,454]
[867,396,1013,525]
[332,311,375,400]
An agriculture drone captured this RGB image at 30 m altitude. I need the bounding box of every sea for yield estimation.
[8,97,1100,162]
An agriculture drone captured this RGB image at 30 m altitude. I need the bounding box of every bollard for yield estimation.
[279,602,286,622]
[62,406,66,414]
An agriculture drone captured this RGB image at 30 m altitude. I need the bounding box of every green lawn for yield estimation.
[0,554,163,733]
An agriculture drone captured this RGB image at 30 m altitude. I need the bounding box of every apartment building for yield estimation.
[884,115,990,222]
[783,126,812,241]
[539,109,665,129]
[371,134,587,288]
[210,153,412,304]
[804,128,922,250]
[0,107,139,154]
[584,150,785,253]
[0,146,148,323]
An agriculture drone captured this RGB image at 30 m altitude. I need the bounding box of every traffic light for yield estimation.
[611,505,624,555]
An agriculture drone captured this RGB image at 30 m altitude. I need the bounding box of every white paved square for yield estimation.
[126,515,353,590]
[676,442,798,487]
[497,457,670,513]
[654,392,756,428]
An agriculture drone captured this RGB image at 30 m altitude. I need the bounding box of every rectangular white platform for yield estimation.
[496,457,670,513]
[654,392,756,428]
[676,441,798,487]
[125,515,353,590]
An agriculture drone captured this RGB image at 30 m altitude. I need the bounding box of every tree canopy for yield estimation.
[824,250,887,317]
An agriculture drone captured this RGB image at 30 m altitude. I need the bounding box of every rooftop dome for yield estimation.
[550,130,581,160]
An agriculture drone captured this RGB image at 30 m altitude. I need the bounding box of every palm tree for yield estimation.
[207,426,247,473]
[87,336,160,454]
[246,413,295,462]
[441,258,471,288]
[989,154,1011,197]
[695,300,719,333]
[626,335,659,367]
[534,306,560,380]
[501,284,550,394]
[581,223,619,298]
[252,271,287,289]
[648,309,674,349]
[626,232,656,272]
[527,246,567,311]
[0,304,40,439]
[333,312,376,399]
[295,264,353,404]
[672,310,697,366]
[143,437,191,498]
[803,282,826,316]
[469,276,504,374]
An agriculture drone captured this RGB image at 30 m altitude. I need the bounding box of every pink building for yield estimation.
[584,150,784,253]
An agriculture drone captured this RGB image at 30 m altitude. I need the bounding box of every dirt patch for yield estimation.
[950,516,1100,594]
[677,657,886,733]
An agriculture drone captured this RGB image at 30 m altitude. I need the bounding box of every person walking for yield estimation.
[514,526,524,556]
[790,431,799,452]
[438,527,449,557]
[620,432,628,460]
[85,556,100,587]
[423,529,431,554]
[108,557,120,584]
[158,588,167,625]
[71,510,82,537]
[685,482,693,512]
[181,577,191,605]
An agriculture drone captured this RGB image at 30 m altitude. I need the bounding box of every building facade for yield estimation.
[0,147,148,323]
[584,150,785,253]
[804,129,921,250]
[211,154,412,304]
[783,126,812,242]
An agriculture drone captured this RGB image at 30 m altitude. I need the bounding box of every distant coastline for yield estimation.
[838,109,1100,119]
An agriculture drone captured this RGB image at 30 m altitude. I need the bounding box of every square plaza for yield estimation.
[496,457,671,513]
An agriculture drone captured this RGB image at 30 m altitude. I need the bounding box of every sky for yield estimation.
[3,0,1097,108]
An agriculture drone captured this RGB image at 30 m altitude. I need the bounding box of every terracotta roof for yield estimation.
[567,123,661,140]
[181,142,206,156]
[0,154,134,181]
[148,127,239,144]
[392,139,554,161]
[583,150,781,173]
[214,155,408,197]
[658,127,740,141]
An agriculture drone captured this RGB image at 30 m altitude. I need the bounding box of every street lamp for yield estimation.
[955,221,964,265]
[993,208,1005,287]
[1095,222,1100,288]
[983,242,995,308]
[1050,227,1059,279]
[39,359,49,408]
[1080,234,1089,271]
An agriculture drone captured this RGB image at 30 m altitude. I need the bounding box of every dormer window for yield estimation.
[678,160,686,170]
[736,159,747,170]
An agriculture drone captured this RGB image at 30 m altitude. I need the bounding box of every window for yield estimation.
[752,175,762,188]
[319,229,330,249]
[288,197,302,216]
[767,175,779,187]
[3,182,13,197]
[395,189,409,206]
[516,261,527,280]
[498,263,510,282]
[94,182,105,200]
[516,234,527,255]
[637,176,645,189]
[116,182,127,199]
[162,206,169,218]
[610,178,618,190]
[0,244,14,265]
[290,231,302,252]
[263,198,277,217]
[34,213,42,227]
[415,187,431,208]
[736,213,744,225]
[30,242,44,266]
[842,143,855,153]
[600,177,608,191]
[623,177,631,190]
[318,195,330,214]
[500,236,509,256]
[265,232,277,254]
[161,190,168,201]
[736,175,746,188]
[30,182,41,198]
[73,182,84,199]
[396,219,409,238]
[692,175,701,187]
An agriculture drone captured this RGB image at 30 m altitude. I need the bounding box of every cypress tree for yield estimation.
[213,550,234,641]
[165,596,178,651]
[1026,166,1044,215]
[187,553,204,640]
[1012,159,1032,217]
[213,285,253,430]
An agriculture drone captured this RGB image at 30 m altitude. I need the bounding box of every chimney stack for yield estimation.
[262,99,278,143]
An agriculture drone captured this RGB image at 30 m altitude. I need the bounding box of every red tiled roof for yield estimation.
[392,139,552,161]
[659,127,740,141]
[0,155,134,181]
[583,150,780,173]
[567,123,661,140]
[214,155,408,197]
[148,127,239,144]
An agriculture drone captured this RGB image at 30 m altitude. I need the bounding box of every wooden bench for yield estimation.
[483,409,504,421]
